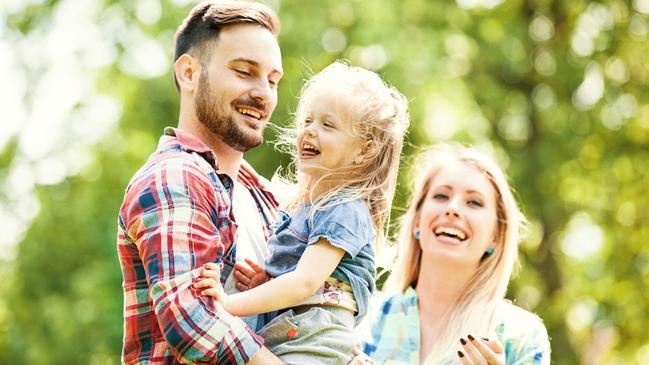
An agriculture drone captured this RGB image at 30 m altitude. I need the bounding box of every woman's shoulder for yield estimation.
[497,300,551,364]
[497,300,547,332]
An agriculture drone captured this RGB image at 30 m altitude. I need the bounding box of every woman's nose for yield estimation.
[444,198,461,218]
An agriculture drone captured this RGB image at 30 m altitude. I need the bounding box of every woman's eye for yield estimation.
[323,121,334,128]
[468,199,484,207]
[304,119,313,125]
[235,69,251,76]
[433,193,448,200]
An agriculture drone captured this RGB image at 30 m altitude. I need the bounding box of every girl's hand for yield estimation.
[194,262,228,307]
[233,258,271,291]
[458,334,505,365]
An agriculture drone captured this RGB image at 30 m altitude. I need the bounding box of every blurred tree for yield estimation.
[1,0,648,364]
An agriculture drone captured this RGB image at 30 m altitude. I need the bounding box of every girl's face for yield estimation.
[296,89,363,181]
[415,163,498,269]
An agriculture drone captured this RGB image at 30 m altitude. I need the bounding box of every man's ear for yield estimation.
[174,54,200,93]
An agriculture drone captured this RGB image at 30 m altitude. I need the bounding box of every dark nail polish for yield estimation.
[482,337,490,342]
[458,350,465,358]
[460,338,466,345]
[468,334,475,341]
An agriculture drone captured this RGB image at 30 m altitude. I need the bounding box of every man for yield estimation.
[117,1,284,364]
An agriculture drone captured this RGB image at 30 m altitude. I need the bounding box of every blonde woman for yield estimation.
[196,61,410,364]
[360,144,550,365]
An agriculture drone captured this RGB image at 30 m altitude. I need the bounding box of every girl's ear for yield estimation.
[354,139,378,165]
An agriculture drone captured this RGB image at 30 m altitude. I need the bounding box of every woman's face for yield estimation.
[415,163,498,269]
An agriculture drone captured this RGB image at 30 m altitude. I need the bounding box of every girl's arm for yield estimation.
[198,238,345,317]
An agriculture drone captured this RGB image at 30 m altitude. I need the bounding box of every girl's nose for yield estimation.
[304,125,316,137]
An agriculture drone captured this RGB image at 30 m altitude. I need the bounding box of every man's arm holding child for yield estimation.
[195,239,345,316]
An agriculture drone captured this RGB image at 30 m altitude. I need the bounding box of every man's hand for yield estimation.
[234,258,271,291]
[194,262,229,308]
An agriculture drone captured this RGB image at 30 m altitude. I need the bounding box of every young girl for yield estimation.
[195,61,409,364]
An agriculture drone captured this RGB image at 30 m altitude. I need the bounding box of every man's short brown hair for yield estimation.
[173,0,280,90]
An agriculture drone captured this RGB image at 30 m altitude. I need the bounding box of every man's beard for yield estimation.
[194,71,264,152]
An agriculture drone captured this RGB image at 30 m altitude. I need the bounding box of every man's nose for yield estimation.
[250,79,273,105]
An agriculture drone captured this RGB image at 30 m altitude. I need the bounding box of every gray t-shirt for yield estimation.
[265,197,376,322]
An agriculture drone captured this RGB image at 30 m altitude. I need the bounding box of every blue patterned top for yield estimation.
[264,196,377,323]
[363,287,551,365]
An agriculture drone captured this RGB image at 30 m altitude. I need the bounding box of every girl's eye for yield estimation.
[235,69,251,76]
[304,119,313,125]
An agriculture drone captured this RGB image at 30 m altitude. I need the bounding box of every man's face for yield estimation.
[194,23,283,152]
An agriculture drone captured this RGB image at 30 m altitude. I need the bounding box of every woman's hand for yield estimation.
[194,262,229,308]
[233,258,271,291]
[457,334,504,365]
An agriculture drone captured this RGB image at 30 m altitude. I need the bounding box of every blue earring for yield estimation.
[414,230,420,239]
[486,247,494,255]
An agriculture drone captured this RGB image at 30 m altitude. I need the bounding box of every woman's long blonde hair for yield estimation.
[386,143,525,362]
[278,61,409,246]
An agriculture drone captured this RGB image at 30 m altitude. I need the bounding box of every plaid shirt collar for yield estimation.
[163,126,217,165]
[161,127,276,202]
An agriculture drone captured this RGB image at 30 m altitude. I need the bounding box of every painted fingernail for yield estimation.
[460,338,467,345]
[482,337,490,342]
[468,334,475,341]
[458,350,465,358]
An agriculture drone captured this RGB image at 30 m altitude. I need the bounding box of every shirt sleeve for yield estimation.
[503,306,551,365]
[121,156,262,364]
[307,200,375,258]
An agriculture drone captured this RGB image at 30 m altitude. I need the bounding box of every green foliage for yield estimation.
[1,0,648,364]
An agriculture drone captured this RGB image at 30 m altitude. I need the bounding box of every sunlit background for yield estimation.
[1,0,648,364]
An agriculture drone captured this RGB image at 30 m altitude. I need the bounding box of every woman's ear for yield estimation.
[174,54,200,93]
[412,216,423,239]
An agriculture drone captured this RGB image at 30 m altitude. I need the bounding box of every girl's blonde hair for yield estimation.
[278,61,409,245]
[386,143,525,362]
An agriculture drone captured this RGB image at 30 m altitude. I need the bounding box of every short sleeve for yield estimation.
[307,199,374,258]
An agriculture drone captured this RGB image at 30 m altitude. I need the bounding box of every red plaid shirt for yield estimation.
[117,127,279,364]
